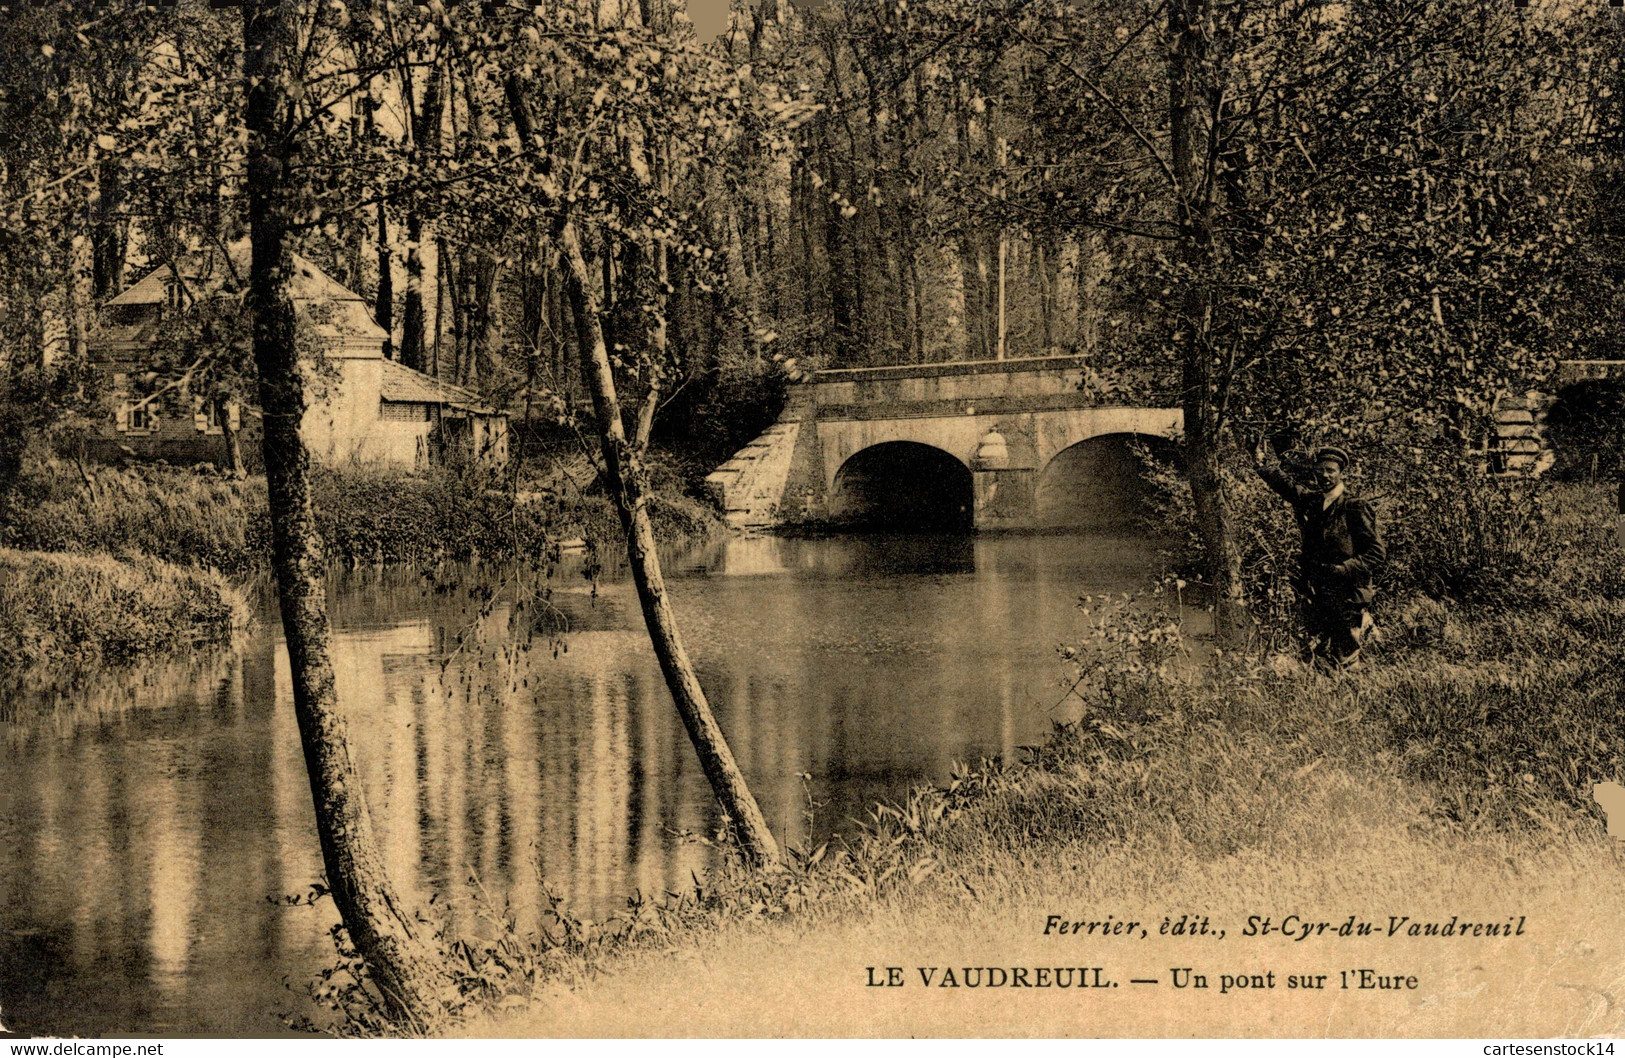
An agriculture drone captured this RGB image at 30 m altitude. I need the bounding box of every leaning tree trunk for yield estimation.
[243,0,447,1026]
[503,73,778,867]
[560,222,780,868]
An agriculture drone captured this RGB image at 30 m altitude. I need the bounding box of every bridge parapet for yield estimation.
[707,355,1182,530]
[793,354,1160,419]
[809,353,1092,386]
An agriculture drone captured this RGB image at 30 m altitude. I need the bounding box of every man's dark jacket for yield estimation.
[1258,464,1387,605]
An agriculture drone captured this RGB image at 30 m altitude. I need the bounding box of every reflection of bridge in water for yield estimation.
[706,354,1183,531]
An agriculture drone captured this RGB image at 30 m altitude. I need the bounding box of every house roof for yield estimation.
[380,358,497,415]
[96,241,388,351]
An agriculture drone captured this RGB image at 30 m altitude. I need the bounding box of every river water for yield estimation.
[0,531,1169,1036]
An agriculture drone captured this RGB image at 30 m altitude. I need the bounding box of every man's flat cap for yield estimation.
[1313,445,1351,468]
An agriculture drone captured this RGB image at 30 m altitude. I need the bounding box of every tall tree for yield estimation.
[393,19,444,373]
[992,0,1612,629]
[1164,0,1244,628]
[241,0,449,1024]
[502,8,782,865]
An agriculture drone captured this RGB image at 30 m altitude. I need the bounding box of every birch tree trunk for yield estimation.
[559,224,780,867]
[502,72,779,867]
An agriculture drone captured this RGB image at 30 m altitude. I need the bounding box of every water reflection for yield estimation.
[0,532,1167,1037]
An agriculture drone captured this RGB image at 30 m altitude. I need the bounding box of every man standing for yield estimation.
[1251,443,1387,667]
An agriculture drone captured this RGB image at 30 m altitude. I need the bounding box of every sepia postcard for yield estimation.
[1,0,1623,1043]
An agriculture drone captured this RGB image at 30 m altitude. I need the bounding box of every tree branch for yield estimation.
[1010,23,1180,196]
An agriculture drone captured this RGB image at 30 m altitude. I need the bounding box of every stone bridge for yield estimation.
[705,354,1182,531]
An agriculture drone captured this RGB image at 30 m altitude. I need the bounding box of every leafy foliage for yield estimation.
[0,358,104,502]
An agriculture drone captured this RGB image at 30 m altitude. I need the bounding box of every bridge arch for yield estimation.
[1545,379,1624,479]
[1034,432,1179,530]
[830,441,974,530]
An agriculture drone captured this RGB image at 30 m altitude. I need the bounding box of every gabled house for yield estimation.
[89,244,507,470]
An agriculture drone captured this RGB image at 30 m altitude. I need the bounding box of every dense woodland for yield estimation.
[3,0,1625,1030]
[4,0,1624,578]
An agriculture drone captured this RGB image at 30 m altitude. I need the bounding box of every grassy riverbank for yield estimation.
[0,456,719,668]
[410,479,1625,1039]
[0,548,250,667]
[0,456,724,573]
[445,616,1624,1036]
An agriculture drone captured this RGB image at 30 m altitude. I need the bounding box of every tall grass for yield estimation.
[1,460,263,570]
[0,458,725,572]
[0,548,251,666]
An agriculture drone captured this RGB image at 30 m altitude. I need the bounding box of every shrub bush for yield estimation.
[1139,438,1571,629]
[1372,445,1558,605]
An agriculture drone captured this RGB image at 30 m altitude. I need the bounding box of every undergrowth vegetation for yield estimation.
[0,547,250,665]
[0,456,723,572]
